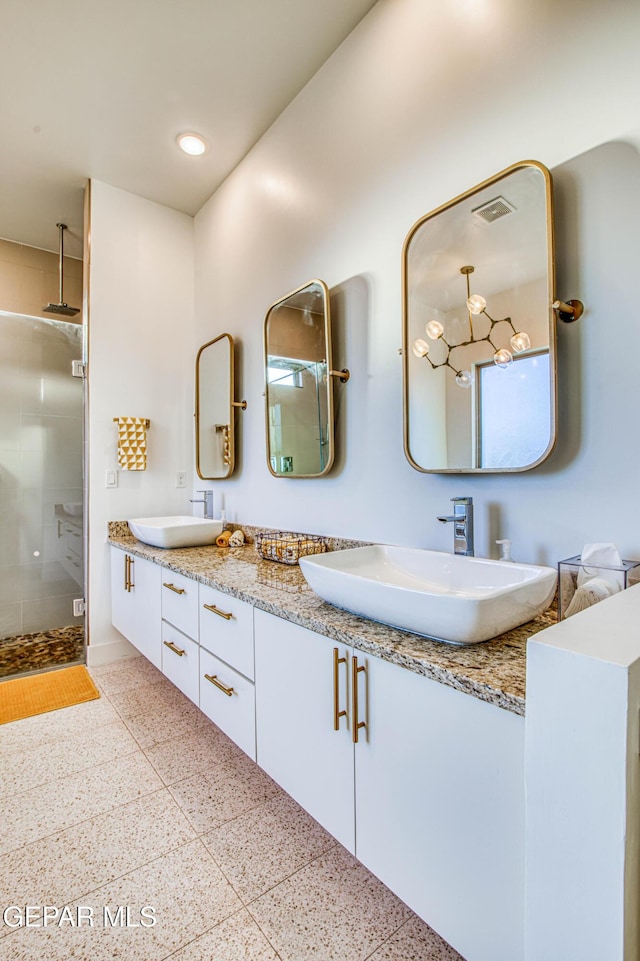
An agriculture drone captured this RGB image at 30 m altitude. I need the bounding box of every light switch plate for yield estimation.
[105,469,118,488]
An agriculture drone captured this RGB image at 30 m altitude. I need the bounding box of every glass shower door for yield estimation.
[0,310,85,678]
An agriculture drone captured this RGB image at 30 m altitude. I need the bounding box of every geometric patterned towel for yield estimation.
[113,416,150,471]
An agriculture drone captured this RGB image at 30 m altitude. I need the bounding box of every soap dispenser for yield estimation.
[496,539,513,562]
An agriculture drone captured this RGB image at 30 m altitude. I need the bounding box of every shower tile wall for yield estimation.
[0,312,84,640]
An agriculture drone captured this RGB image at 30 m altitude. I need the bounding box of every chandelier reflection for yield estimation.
[412,265,531,389]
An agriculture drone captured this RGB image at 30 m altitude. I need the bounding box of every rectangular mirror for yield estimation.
[402,161,556,473]
[196,332,238,479]
[264,280,335,478]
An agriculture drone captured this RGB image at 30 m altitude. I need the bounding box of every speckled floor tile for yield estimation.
[247,844,411,961]
[144,726,245,786]
[169,908,281,961]
[108,674,189,719]
[92,655,164,697]
[68,838,242,955]
[0,694,120,751]
[203,792,336,903]
[0,750,163,855]
[122,698,213,751]
[168,764,282,835]
[367,915,465,961]
[0,718,139,800]
[0,789,196,916]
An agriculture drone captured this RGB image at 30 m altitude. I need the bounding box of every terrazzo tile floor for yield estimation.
[0,655,464,961]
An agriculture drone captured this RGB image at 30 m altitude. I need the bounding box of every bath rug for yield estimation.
[0,665,100,725]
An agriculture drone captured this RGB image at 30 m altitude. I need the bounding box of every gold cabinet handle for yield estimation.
[163,640,186,657]
[163,582,186,595]
[204,673,234,696]
[203,603,233,621]
[333,647,348,731]
[124,554,134,592]
[352,655,367,744]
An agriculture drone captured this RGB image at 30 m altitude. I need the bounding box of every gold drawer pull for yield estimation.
[333,647,348,731]
[204,673,234,696]
[203,603,233,621]
[352,655,367,744]
[163,640,186,657]
[163,582,186,595]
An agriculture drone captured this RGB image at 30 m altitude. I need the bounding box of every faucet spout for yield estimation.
[190,490,214,520]
[437,497,474,556]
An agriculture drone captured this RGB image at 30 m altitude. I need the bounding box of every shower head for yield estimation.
[43,301,81,317]
[43,223,80,317]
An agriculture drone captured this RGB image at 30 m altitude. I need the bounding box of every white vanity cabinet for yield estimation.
[354,653,525,961]
[254,609,356,853]
[110,547,161,668]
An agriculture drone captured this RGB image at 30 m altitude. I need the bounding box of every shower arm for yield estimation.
[56,223,67,303]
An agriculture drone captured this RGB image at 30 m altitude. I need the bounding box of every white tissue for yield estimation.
[564,542,623,618]
[577,543,624,591]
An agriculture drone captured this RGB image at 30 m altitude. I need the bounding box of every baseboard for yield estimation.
[86,636,138,667]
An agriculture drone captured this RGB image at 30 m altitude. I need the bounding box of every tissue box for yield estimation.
[558,555,640,620]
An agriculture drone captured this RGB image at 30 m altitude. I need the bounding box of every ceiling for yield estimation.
[0,0,379,259]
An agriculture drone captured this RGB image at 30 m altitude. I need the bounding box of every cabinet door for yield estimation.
[354,654,525,961]
[254,609,355,853]
[110,547,161,668]
[111,547,136,641]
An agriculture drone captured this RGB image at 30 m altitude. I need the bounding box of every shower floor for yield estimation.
[0,625,85,679]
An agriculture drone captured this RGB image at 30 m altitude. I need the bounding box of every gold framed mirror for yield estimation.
[402,160,556,473]
[195,332,245,480]
[264,279,346,478]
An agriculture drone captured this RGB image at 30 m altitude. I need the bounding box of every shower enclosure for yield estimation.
[0,310,85,679]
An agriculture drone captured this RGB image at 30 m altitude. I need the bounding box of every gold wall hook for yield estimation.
[553,299,584,323]
[329,369,350,383]
[232,400,247,409]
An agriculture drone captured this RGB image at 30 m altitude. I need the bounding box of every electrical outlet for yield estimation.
[105,469,118,488]
[176,471,186,488]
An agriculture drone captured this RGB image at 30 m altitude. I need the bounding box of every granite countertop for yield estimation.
[109,531,557,717]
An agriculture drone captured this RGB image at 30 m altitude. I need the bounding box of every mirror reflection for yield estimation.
[264,280,334,477]
[402,161,556,472]
[195,333,237,479]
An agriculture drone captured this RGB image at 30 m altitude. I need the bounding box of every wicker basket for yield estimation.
[256,531,328,566]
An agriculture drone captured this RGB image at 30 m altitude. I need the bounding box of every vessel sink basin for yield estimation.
[128,515,223,549]
[299,545,557,645]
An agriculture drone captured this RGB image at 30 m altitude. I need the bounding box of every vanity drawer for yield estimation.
[199,584,254,680]
[199,647,256,760]
[161,570,199,639]
[161,621,199,704]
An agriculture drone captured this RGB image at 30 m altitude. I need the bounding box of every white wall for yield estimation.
[193,0,640,565]
[87,181,194,657]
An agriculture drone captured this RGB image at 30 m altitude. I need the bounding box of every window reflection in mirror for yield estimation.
[476,349,551,469]
[264,280,334,477]
[402,161,556,473]
[195,333,235,479]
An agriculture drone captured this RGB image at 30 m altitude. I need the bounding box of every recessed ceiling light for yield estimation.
[176,132,208,156]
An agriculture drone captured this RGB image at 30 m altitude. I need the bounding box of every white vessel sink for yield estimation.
[128,515,223,549]
[299,545,557,645]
